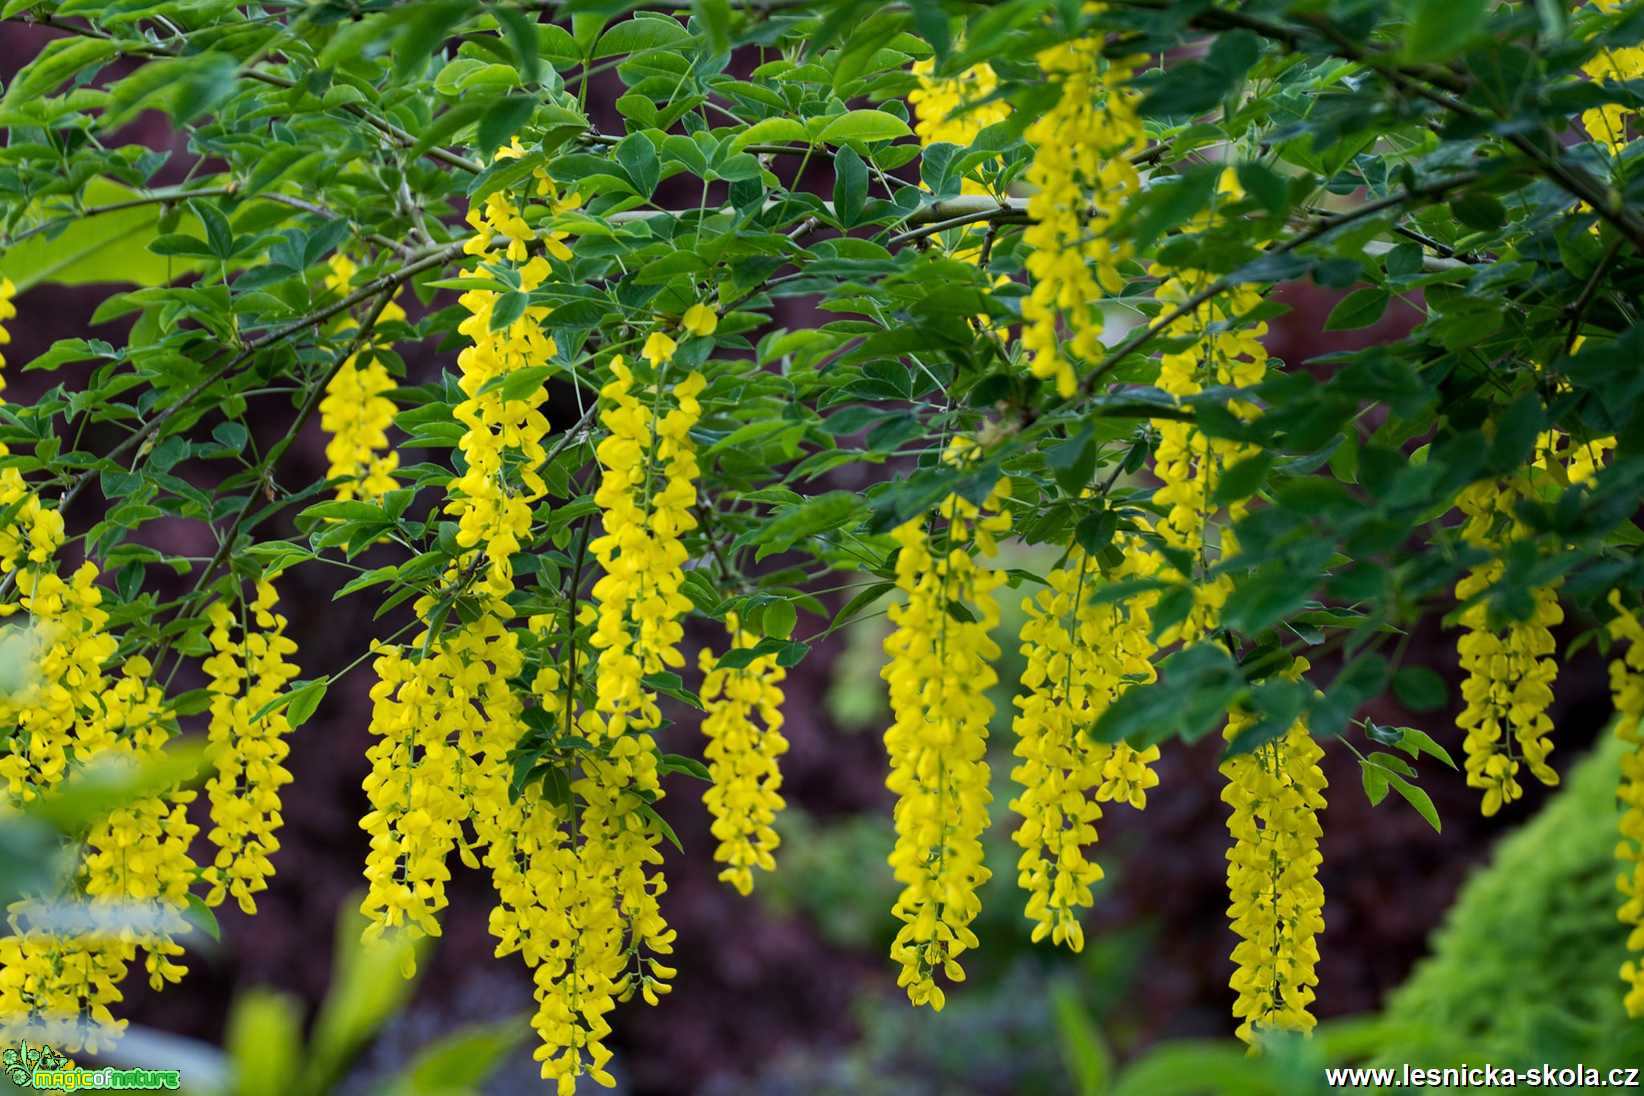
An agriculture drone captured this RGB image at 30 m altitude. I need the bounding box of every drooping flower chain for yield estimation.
[1453,475,1562,816]
[1010,537,1159,951]
[318,253,405,503]
[1222,661,1327,1044]
[1609,591,1644,1017]
[698,613,789,896]
[882,454,1010,1010]
[200,578,300,914]
[0,282,200,1052]
[1021,25,1146,398]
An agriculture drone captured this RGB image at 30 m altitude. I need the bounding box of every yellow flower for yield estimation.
[1010,539,1159,951]
[642,331,678,369]
[1609,591,1644,1017]
[881,465,1010,1009]
[698,614,789,896]
[1021,32,1146,397]
[681,302,719,337]
[1221,662,1327,1045]
[201,579,301,915]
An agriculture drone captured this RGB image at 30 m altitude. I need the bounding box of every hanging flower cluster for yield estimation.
[1151,270,1271,642]
[479,646,628,1096]
[1020,27,1146,397]
[698,613,789,896]
[1221,662,1327,1044]
[1453,477,1563,816]
[200,578,301,914]
[909,59,1011,193]
[359,606,524,976]
[0,285,202,1053]
[1010,539,1159,951]
[318,254,405,503]
[446,148,574,598]
[881,445,1011,1010]
[1610,591,1644,1017]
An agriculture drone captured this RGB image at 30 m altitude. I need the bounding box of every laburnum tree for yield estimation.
[2,0,1644,1088]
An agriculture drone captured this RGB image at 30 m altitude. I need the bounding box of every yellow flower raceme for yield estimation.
[589,355,705,733]
[1150,274,1271,644]
[82,660,199,992]
[1453,478,1563,816]
[478,660,626,1095]
[0,563,117,799]
[0,921,130,1056]
[318,254,405,503]
[1021,30,1146,397]
[1610,591,1644,1016]
[360,590,526,974]
[448,250,558,599]
[360,636,469,973]
[201,579,300,914]
[0,281,200,1054]
[0,277,14,373]
[1221,662,1327,1045]
[882,472,1011,1010]
[585,350,705,1010]
[698,614,789,896]
[1010,539,1159,951]
[909,59,1011,197]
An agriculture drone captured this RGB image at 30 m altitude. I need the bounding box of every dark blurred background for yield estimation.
[1,20,1623,1094]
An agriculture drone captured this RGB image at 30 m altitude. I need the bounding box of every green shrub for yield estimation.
[1378,733,1642,1074]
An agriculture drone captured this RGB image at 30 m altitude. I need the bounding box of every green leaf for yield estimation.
[761,599,797,640]
[1046,425,1096,494]
[1402,0,1491,63]
[616,131,661,197]
[1,37,118,108]
[287,679,328,729]
[1388,772,1442,832]
[830,580,895,631]
[1361,759,1391,806]
[1121,164,1218,252]
[494,6,542,85]
[1211,451,1273,506]
[184,893,221,943]
[833,145,867,227]
[695,0,732,54]
[1392,724,1458,769]
[477,95,535,156]
[731,117,808,150]
[1051,982,1111,1096]
[1324,288,1390,331]
[1451,191,1507,232]
[490,290,530,332]
[0,178,207,291]
[815,109,912,145]
[381,1018,530,1096]
[593,15,691,58]
[1392,665,1448,712]
[395,1,470,77]
[659,753,712,781]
